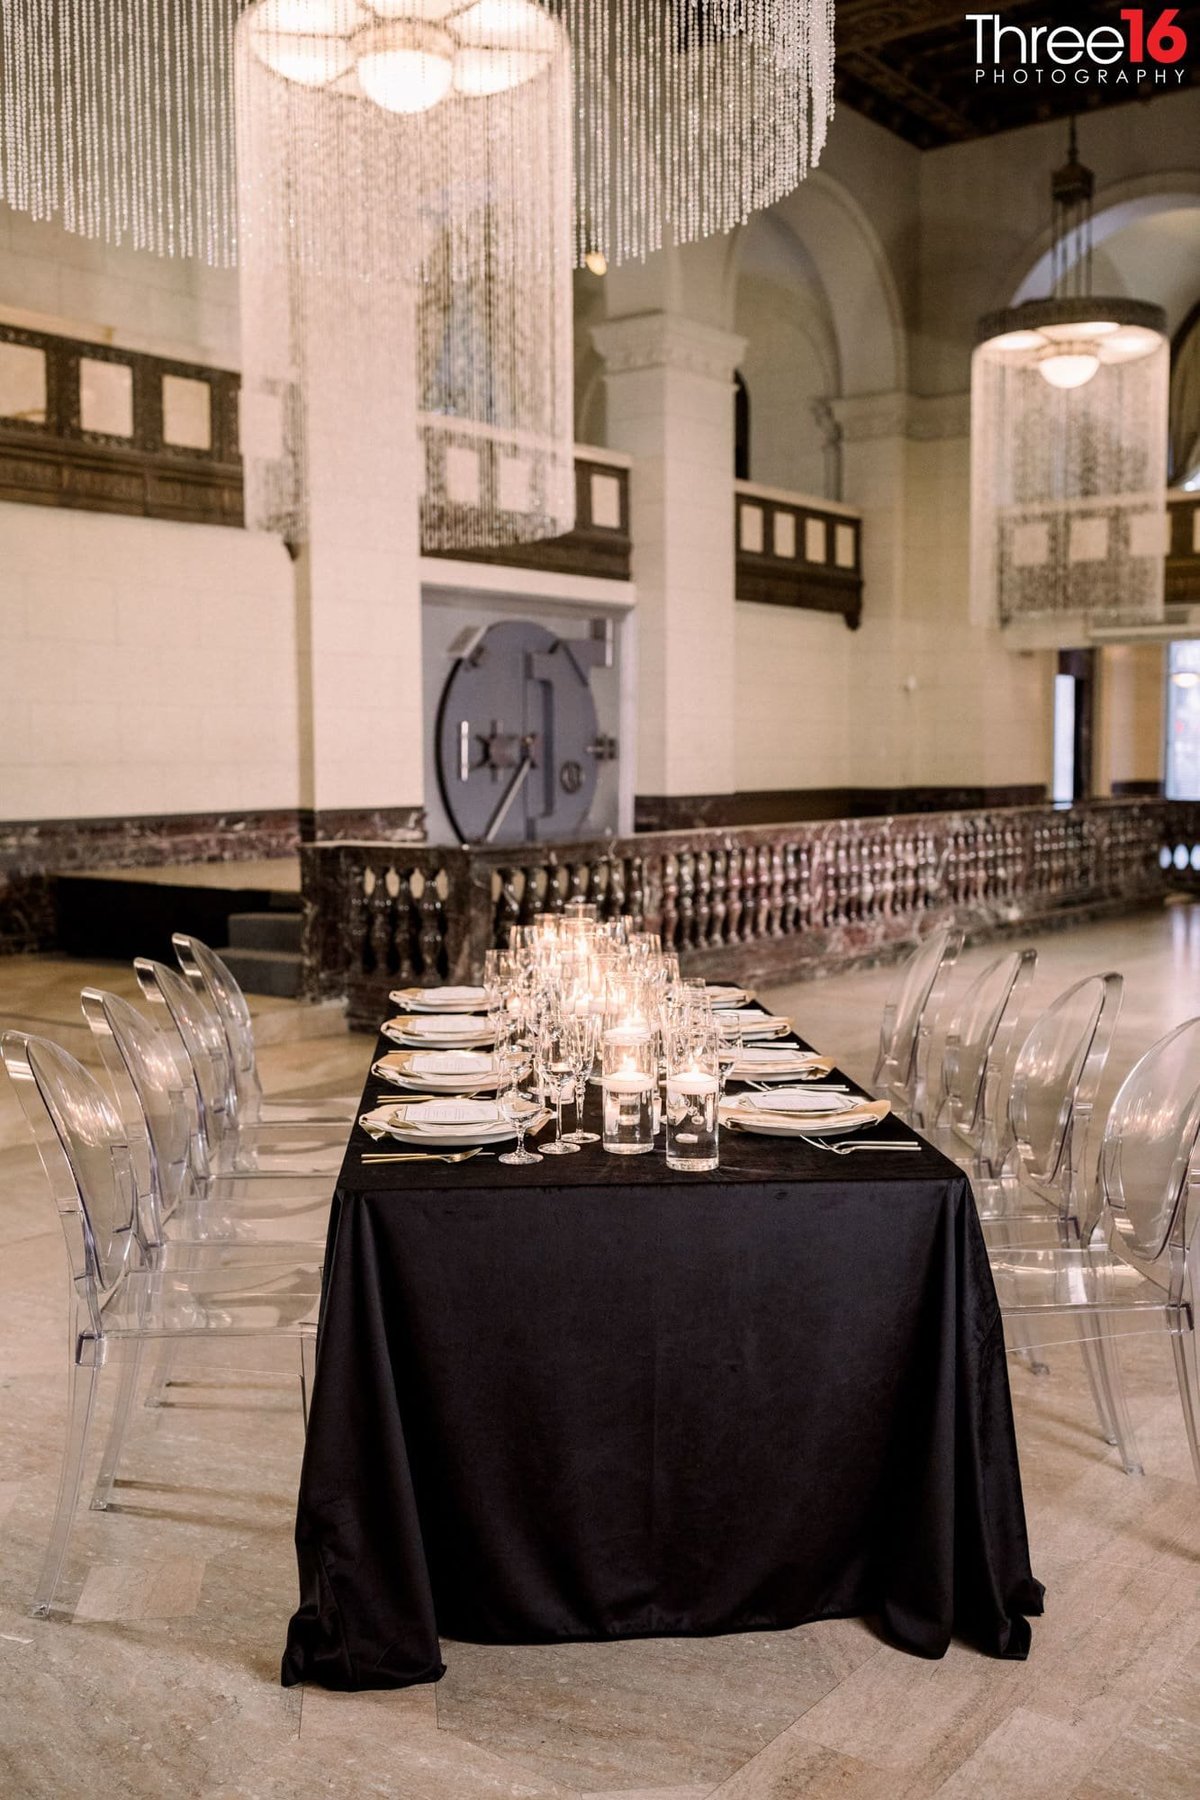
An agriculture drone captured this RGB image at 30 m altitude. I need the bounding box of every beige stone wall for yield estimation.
[0,503,299,821]
[1096,645,1167,796]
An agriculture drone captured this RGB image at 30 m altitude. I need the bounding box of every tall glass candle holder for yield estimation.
[664,1053,720,1173]
[602,1026,656,1155]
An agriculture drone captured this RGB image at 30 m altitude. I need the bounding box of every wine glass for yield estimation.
[535,1021,580,1156]
[497,1046,542,1166]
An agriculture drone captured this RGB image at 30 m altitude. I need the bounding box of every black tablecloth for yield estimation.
[282,1029,1043,1689]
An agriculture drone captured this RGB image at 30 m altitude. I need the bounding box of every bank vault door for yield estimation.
[435,619,612,845]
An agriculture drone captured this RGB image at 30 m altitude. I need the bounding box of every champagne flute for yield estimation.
[563,1010,600,1145]
[535,1021,580,1156]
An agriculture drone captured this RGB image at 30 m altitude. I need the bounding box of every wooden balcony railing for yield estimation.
[300,797,1200,1030]
[1167,490,1200,608]
[735,481,863,629]
[0,322,242,526]
[0,322,631,577]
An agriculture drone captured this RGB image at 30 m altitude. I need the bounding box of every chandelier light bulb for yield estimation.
[1036,346,1101,390]
[249,0,363,85]
[355,21,455,113]
[583,249,608,277]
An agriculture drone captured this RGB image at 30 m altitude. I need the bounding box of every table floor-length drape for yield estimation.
[282,1039,1042,1689]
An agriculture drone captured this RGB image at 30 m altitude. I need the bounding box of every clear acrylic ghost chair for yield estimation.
[872,923,964,1129]
[990,1016,1200,1483]
[81,988,329,1414]
[134,958,345,1177]
[1,1032,320,1617]
[928,947,1038,1176]
[81,988,333,1249]
[172,933,357,1128]
[976,971,1125,1447]
[976,972,1124,1241]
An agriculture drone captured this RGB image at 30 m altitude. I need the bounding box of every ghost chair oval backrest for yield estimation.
[81,987,210,1237]
[134,958,237,1165]
[937,947,1038,1171]
[872,922,964,1127]
[1,1031,150,1616]
[1096,1017,1200,1268]
[1,1032,143,1326]
[173,933,264,1122]
[1007,972,1124,1225]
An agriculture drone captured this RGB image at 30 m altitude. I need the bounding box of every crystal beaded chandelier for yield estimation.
[0,1,835,268]
[235,0,576,549]
[970,126,1169,629]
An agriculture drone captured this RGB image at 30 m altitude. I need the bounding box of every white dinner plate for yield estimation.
[389,985,487,1014]
[734,1088,858,1115]
[360,1097,516,1148]
[382,1014,496,1049]
[716,1012,792,1040]
[729,1048,831,1081]
[703,984,751,1009]
[371,1053,503,1094]
[720,1094,891,1139]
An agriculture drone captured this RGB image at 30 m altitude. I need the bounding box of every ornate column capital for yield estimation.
[829,390,971,442]
[828,391,910,443]
[592,313,747,383]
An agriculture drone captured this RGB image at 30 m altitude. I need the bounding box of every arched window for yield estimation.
[734,371,750,482]
[1170,300,1200,491]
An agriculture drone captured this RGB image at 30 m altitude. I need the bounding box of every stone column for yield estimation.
[592,313,746,816]
[293,331,425,840]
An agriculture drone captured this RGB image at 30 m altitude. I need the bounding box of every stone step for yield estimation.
[226,910,304,954]
[218,945,303,1000]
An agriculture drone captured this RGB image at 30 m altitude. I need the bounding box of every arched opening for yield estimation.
[733,372,750,481]
[1172,300,1200,491]
[730,211,839,497]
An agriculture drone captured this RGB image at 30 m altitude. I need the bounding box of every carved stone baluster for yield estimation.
[676,851,696,949]
[708,849,727,945]
[608,853,627,921]
[661,853,680,950]
[876,838,895,920]
[694,851,713,947]
[627,855,646,929]
[349,865,373,984]
[724,843,743,942]
[367,865,391,975]
[383,866,402,976]
[516,862,535,923]
[739,847,758,942]
[859,837,876,925]
[495,866,520,948]
[781,843,798,935]
[545,853,564,915]
[418,869,447,977]
[797,842,815,930]
[830,836,849,928]
[767,841,785,937]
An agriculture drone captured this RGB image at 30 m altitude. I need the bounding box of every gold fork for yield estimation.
[361,1147,493,1164]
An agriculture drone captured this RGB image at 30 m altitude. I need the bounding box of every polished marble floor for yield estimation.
[1,907,1199,1799]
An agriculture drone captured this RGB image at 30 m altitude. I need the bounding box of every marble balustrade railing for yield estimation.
[300,799,1200,1030]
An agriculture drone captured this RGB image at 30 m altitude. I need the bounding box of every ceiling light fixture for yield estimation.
[971,122,1169,630]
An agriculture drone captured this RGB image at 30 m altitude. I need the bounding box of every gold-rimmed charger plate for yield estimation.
[382,1014,496,1050]
[388,985,487,1014]
[372,1049,503,1093]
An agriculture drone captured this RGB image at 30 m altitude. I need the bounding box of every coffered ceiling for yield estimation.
[835,1,1188,148]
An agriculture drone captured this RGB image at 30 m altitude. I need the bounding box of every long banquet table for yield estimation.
[282,1020,1043,1690]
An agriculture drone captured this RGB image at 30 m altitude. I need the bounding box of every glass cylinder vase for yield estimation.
[664,1055,720,1173]
[601,1026,656,1156]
